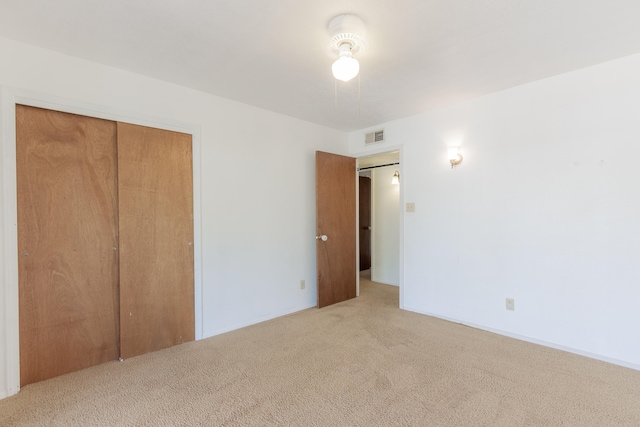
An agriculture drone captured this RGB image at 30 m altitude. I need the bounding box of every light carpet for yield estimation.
[1,279,639,426]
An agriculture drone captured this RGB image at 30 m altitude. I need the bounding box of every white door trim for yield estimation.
[0,86,203,398]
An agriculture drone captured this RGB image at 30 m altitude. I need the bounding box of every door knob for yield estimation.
[316,235,328,241]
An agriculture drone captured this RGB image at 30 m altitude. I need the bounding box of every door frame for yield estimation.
[0,86,203,398]
[355,146,404,309]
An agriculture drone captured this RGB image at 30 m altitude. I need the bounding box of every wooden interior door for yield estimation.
[359,176,372,271]
[117,122,195,359]
[316,151,356,308]
[16,105,120,386]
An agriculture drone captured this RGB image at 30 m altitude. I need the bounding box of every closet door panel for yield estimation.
[117,122,195,359]
[16,105,120,386]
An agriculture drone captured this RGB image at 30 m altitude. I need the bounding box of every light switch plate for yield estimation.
[406,202,415,213]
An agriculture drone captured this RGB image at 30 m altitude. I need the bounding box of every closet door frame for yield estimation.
[0,87,203,399]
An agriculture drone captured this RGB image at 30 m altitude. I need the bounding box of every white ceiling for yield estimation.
[1,0,639,132]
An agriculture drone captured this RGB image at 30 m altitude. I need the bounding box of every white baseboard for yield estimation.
[201,304,316,340]
[403,306,640,372]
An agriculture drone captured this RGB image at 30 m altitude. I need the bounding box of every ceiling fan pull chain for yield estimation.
[358,72,361,116]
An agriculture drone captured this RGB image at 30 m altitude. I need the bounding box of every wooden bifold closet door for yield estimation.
[16,105,194,386]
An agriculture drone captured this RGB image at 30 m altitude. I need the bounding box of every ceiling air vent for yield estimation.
[364,129,384,145]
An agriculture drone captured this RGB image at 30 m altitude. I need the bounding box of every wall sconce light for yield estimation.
[448,147,463,169]
[391,171,400,184]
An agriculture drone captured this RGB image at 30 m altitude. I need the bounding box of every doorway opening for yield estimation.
[357,151,401,306]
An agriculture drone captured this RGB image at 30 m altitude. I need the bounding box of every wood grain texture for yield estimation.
[316,151,357,308]
[16,105,120,386]
[359,176,372,271]
[117,122,194,359]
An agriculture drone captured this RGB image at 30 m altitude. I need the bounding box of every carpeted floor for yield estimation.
[1,279,640,426]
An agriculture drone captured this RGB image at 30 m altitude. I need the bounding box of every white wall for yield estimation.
[349,53,640,370]
[371,167,400,285]
[0,37,348,399]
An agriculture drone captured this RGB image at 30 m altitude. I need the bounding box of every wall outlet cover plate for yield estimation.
[506,298,515,311]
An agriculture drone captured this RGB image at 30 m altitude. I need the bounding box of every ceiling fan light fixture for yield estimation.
[332,43,360,82]
[328,14,366,82]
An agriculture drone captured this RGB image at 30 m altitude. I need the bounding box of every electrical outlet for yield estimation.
[300,280,305,290]
[406,202,415,213]
[506,298,515,311]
